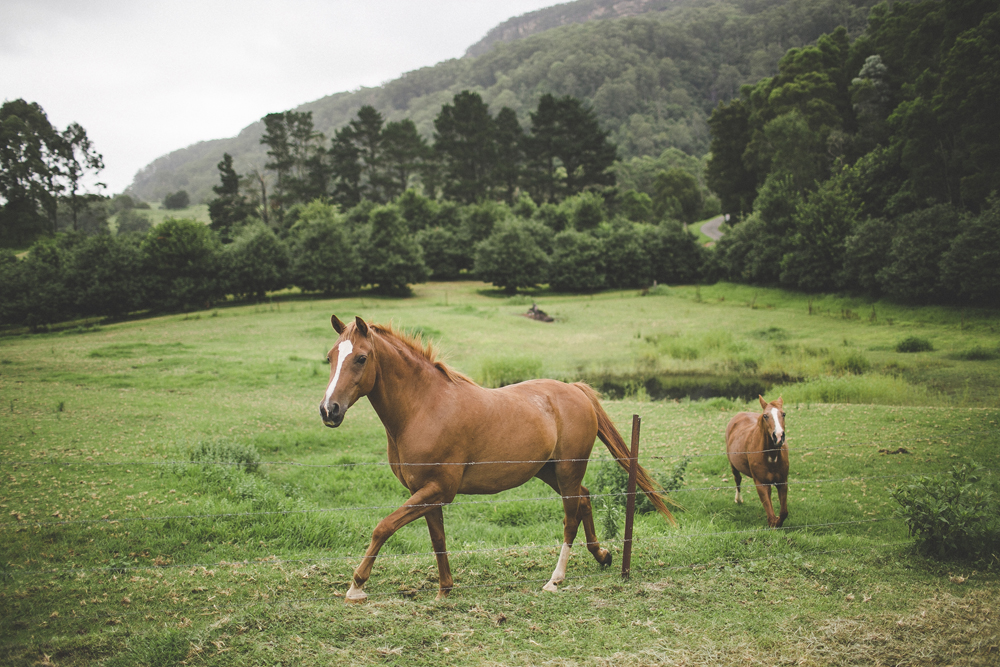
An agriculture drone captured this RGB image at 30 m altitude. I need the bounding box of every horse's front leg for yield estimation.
[775,478,789,528]
[425,505,453,600]
[347,484,449,603]
[753,480,780,528]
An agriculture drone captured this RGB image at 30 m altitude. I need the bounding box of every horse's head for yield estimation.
[758,395,785,456]
[320,314,377,428]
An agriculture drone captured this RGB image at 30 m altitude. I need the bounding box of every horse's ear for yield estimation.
[355,316,369,337]
[775,396,783,408]
[331,315,346,334]
[759,395,768,410]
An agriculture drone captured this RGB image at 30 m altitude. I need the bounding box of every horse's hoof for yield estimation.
[542,581,559,593]
[599,550,613,568]
[345,583,368,603]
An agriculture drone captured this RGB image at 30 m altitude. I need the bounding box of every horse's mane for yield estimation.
[370,323,473,385]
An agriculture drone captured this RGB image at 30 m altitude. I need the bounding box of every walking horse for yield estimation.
[319,315,675,601]
[726,395,789,528]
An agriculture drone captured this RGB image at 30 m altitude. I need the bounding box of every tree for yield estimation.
[141,217,223,311]
[939,196,1000,305]
[524,94,617,203]
[705,98,757,217]
[549,229,605,292]
[652,168,702,224]
[877,204,962,303]
[162,190,190,210]
[288,200,361,294]
[434,91,497,204]
[359,204,428,293]
[67,233,146,318]
[474,219,549,294]
[603,221,654,288]
[208,153,253,241]
[223,223,290,300]
[58,122,104,233]
[0,100,62,243]
[381,119,429,200]
[415,226,467,280]
[260,111,325,217]
[494,107,525,204]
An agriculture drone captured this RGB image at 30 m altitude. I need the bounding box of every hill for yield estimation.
[127,0,882,204]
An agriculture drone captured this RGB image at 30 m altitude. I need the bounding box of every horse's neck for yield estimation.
[367,337,444,438]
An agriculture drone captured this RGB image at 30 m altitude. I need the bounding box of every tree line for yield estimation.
[705,0,1000,305]
[0,186,710,328]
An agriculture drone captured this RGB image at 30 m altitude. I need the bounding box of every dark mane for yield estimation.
[371,323,473,385]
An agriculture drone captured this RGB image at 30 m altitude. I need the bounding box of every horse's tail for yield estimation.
[574,382,677,526]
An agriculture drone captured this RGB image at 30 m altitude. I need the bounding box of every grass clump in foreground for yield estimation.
[1,281,999,665]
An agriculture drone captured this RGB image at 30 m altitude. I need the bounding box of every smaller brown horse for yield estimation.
[726,395,789,528]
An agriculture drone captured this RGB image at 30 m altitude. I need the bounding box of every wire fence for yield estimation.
[2,429,991,470]
[2,419,995,646]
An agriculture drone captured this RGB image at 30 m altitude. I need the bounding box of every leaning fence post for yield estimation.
[621,414,641,581]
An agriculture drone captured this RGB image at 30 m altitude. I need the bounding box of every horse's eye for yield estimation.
[782,412,786,417]
[356,355,367,365]
[763,414,769,419]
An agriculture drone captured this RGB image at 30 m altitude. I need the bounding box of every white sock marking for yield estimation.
[324,339,354,404]
[544,543,572,592]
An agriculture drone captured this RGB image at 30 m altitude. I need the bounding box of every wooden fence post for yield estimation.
[621,414,640,581]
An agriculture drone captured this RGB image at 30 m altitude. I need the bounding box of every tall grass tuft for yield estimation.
[477,355,543,387]
[773,373,937,406]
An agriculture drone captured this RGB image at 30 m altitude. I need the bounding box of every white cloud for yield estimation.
[1,0,556,193]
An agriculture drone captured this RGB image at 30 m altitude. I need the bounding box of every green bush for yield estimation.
[188,438,261,473]
[896,336,934,353]
[891,463,997,559]
[594,456,689,538]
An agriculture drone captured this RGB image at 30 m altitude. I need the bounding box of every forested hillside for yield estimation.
[128,0,881,204]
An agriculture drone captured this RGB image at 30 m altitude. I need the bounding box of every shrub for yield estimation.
[891,463,997,559]
[593,456,689,538]
[896,336,934,353]
[162,190,190,210]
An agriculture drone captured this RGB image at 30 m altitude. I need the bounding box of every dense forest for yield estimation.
[708,0,1000,303]
[127,0,883,204]
[2,0,998,330]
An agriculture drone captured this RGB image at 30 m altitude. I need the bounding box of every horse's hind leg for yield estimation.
[534,462,590,592]
[577,484,612,567]
[425,506,453,600]
[731,465,743,504]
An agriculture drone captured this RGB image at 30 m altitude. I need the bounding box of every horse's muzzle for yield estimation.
[320,402,344,428]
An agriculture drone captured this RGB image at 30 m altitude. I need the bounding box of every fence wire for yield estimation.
[2,430,990,470]
[5,468,994,530]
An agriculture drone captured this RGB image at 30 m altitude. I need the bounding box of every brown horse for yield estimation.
[319,315,674,602]
[725,395,789,528]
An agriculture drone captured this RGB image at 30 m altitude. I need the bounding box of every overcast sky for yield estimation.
[1,0,559,194]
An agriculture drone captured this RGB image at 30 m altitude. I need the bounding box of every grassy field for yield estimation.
[108,203,211,233]
[1,282,998,665]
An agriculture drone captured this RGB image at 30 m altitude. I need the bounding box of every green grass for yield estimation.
[1,281,998,665]
[108,202,211,232]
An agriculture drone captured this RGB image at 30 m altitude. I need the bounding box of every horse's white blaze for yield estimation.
[324,339,354,404]
[770,408,783,438]
[543,543,572,592]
